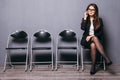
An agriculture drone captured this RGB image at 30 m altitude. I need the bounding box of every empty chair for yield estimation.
[55,29,79,70]
[3,30,29,72]
[30,30,54,71]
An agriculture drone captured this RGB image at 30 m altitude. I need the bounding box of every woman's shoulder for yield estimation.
[99,17,103,21]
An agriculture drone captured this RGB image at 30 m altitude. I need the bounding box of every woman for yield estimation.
[80,3,112,75]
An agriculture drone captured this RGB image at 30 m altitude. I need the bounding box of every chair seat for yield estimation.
[32,47,51,50]
[58,46,77,49]
[6,47,27,50]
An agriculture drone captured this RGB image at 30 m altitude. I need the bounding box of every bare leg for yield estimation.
[92,36,111,63]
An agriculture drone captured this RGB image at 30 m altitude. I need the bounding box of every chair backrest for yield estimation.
[32,30,52,48]
[58,29,77,46]
[34,30,50,40]
[57,29,78,47]
[59,29,76,40]
[8,30,28,48]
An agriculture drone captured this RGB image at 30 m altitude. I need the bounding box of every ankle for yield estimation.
[91,65,96,70]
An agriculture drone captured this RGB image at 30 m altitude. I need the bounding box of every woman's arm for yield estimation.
[81,12,88,30]
[81,18,87,30]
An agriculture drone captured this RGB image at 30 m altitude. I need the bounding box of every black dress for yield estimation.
[80,18,104,48]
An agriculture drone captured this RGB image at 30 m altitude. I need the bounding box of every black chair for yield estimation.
[55,29,79,70]
[3,30,29,72]
[30,30,54,71]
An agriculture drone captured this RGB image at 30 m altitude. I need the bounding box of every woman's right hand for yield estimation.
[86,35,94,42]
[84,11,88,20]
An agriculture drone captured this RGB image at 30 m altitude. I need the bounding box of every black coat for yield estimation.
[80,18,104,47]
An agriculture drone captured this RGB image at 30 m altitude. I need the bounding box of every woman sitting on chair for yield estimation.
[80,3,112,75]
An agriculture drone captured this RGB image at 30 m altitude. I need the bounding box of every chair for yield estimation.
[3,30,29,72]
[81,46,106,71]
[30,30,54,71]
[55,29,79,70]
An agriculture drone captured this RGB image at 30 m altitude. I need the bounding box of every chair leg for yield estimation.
[3,53,8,72]
[30,50,33,71]
[51,50,54,71]
[101,56,106,71]
[25,49,28,72]
[103,59,106,70]
[3,50,13,72]
[81,47,84,71]
[51,39,54,71]
[77,49,79,71]
[55,50,58,71]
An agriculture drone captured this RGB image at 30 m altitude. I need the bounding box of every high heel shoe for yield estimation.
[90,70,96,75]
[90,66,96,75]
[106,61,112,66]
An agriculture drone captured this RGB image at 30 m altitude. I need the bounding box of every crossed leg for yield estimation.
[89,36,111,75]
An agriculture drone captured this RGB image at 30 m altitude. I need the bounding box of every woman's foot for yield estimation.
[90,65,96,75]
[106,61,112,66]
[90,70,96,75]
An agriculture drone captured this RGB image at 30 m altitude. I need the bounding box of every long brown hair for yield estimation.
[86,3,100,30]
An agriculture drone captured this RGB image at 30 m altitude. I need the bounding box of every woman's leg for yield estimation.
[90,42,97,66]
[90,42,97,74]
[92,36,111,63]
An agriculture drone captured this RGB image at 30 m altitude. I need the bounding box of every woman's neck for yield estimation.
[90,18,94,22]
[90,16,94,21]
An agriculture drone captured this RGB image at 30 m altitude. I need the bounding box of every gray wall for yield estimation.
[0,0,120,65]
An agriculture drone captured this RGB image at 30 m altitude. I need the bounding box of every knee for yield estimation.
[90,43,96,49]
[92,36,98,41]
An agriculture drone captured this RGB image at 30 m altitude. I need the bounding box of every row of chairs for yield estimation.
[3,29,106,72]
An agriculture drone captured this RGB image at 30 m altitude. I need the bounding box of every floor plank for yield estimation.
[0,65,120,80]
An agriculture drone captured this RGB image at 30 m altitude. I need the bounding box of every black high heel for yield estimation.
[90,66,96,75]
[107,61,112,66]
[90,70,96,75]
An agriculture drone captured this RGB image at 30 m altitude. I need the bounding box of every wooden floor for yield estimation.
[0,65,120,80]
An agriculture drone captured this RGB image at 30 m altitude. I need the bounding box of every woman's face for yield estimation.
[87,6,95,17]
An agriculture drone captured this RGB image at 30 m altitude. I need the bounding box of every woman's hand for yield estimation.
[84,11,88,20]
[86,35,94,42]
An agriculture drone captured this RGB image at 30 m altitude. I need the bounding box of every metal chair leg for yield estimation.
[81,47,84,71]
[77,48,79,71]
[30,49,33,71]
[103,59,106,71]
[25,49,28,72]
[52,51,54,70]
[55,49,58,71]
[3,53,8,72]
